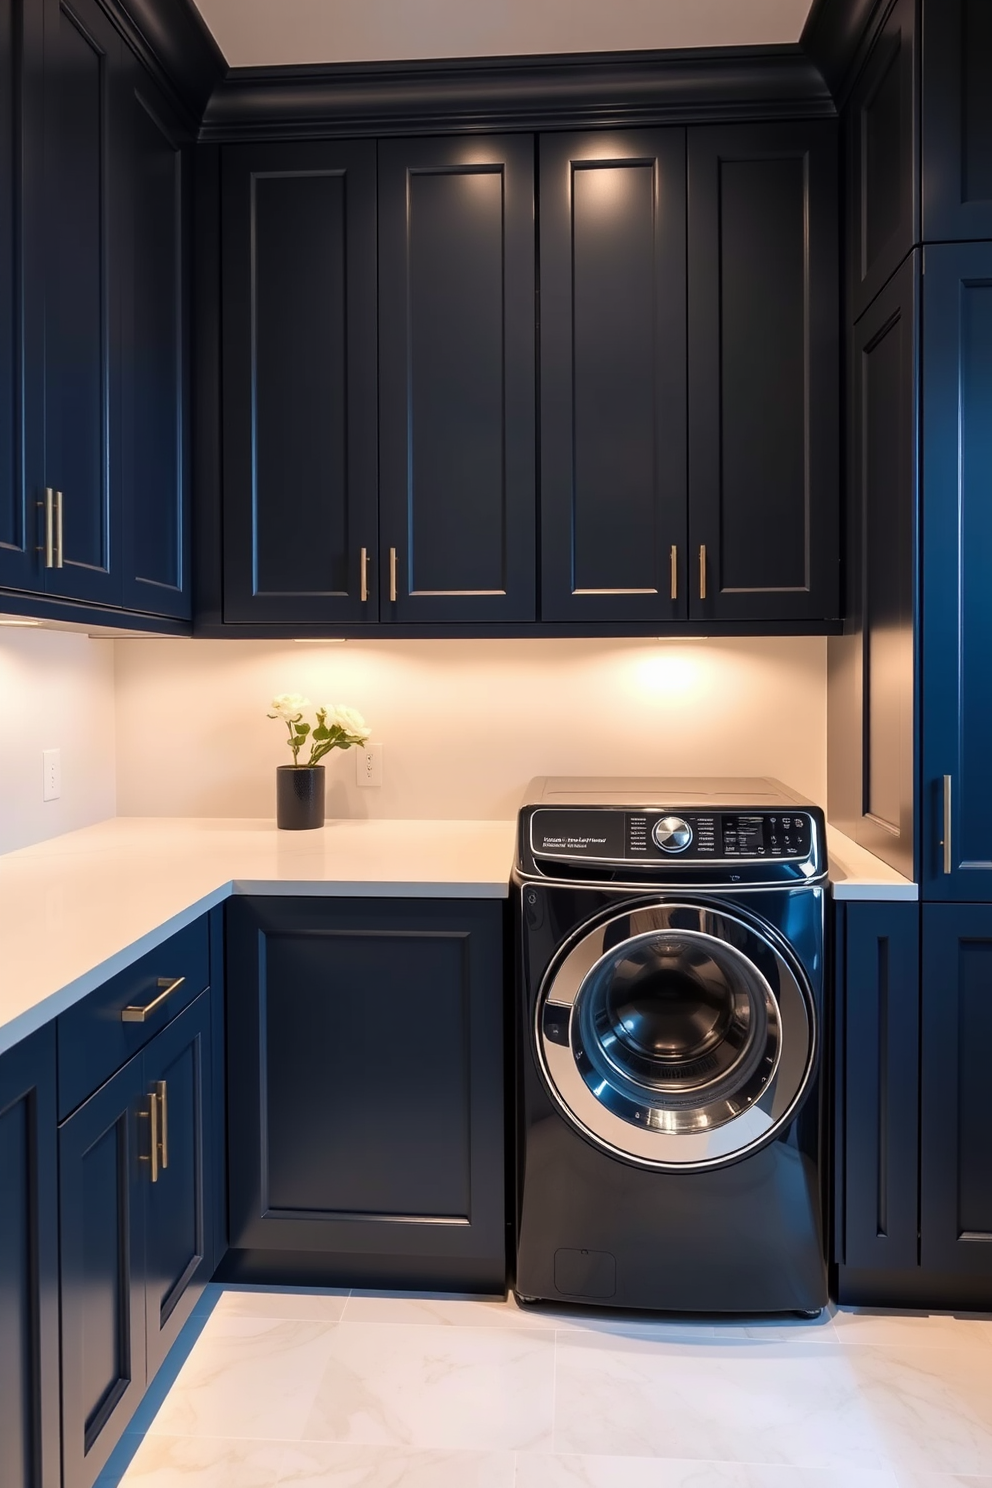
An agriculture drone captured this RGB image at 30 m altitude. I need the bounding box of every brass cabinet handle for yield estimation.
[670,545,678,602]
[43,488,55,567]
[122,975,185,1024]
[942,774,953,875]
[360,547,369,603]
[54,489,63,568]
[699,544,707,601]
[389,546,398,604]
[156,1079,169,1170]
[141,1090,160,1183]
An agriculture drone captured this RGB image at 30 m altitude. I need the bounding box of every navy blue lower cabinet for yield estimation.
[920,904,992,1297]
[224,897,506,1291]
[835,901,921,1304]
[60,990,217,1488]
[0,1025,60,1488]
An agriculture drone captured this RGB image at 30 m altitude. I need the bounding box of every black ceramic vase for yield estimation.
[276,765,325,829]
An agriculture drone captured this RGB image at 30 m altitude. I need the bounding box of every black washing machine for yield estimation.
[514,776,828,1316]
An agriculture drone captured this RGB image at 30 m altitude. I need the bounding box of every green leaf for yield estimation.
[294,722,311,737]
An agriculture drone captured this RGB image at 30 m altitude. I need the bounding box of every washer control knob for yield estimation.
[653,815,693,853]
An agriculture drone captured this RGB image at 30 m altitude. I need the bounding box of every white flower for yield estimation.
[268,693,311,723]
[327,704,371,743]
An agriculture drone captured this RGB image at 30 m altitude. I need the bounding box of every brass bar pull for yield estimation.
[699,544,707,601]
[670,545,678,602]
[141,1091,160,1183]
[43,488,55,568]
[943,775,953,875]
[389,547,398,604]
[122,975,185,1024]
[156,1080,168,1170]
[360,547,368,603]
[54,489,64,568]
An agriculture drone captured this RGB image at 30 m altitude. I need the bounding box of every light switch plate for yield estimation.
[43,748,61,801]
[357,742,383,788]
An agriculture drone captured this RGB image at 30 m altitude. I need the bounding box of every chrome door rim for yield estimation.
[536,901,816,1171]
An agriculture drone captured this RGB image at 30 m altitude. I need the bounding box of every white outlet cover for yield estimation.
[357,742,384,788]
[42,748,61,802]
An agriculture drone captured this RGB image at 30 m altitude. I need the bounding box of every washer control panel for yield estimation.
[530,807,815,866]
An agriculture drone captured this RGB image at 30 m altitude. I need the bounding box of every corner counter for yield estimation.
[825,826,918,902]
[0,816,516,1055]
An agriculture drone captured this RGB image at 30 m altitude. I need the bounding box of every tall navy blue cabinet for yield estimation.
[378,135,536,623]
[688,122,840,622]
[921,242,992,900]
[922,0,992,243]
[539,129,687,624]
[225,897,506,1291]
[0,1025,60,1488]
[221,140,378,625]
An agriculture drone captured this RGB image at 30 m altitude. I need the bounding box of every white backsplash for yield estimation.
[112,635,827,821]
[0,628,117,854]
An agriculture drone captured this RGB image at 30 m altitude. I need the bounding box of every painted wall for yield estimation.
[113,636,827,821]
[0,628,117,854]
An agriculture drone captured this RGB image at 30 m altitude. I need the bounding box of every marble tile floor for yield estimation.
[96,1286,992,1488]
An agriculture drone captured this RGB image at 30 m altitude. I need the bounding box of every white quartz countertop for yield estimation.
[0,813,917,1057]
[826,825,918,901]
[0,816,517,1055]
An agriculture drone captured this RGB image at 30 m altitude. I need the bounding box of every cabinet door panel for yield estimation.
[540,130,687,622]
[143,993,211,1381]
[841,902,920,1272]
[921,905,992,1276]
[227,898,504,1271]
[921,243,992,899]
[120,66,188,619]
[923,0,992,242]
[60,1058,146,1488]
[379,136,535,622]
[222,141,377,624]
[42,0,122,606]
[848,0,917,321]
[0,1027,60,1488]
[688,122,839,621]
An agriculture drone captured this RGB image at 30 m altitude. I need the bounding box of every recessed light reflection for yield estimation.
[293,638,347,644]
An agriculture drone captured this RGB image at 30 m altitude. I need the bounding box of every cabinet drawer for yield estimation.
[58,916,209,1120]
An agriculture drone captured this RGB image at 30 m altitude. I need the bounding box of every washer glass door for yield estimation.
[538,903,815,1170]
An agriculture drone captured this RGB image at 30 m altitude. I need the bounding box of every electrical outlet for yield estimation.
[356,742,384,788]
[43,748,61,802]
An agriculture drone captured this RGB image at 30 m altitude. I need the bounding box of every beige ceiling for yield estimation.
[191,0,817,69]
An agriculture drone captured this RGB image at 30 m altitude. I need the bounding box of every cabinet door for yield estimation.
[0,0,44,595]
[60,1056,146,1488]
[539,130,687,623]
[922,0,992,243]
[0,1026,60,1488]
[119,61,189,619]
[221,140,378,625]
[841,253,919,878]
[840,902,920,1273]
[378,136,535,623]
[41,0,123,607]
[687,121,839,622]
[921,904,992,1278]
[142,992,212,1380]
[921,243,992,899]
[227,897,505,1287]
[847,0,918,322]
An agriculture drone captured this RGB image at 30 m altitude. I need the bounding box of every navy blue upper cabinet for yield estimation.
[378,136,535,623]
[119,61,190,620]
[921,242,992,900]
[221,140,378,625]
[226,896,506,1291]
[0,1026,60,1488]
[921,904,992,1290]
[41,0,124,608]
[847,0,917,323]
[539,130,687,623]
[0,0,45,596]
[923,0,992,243]
[687,122,840,623]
